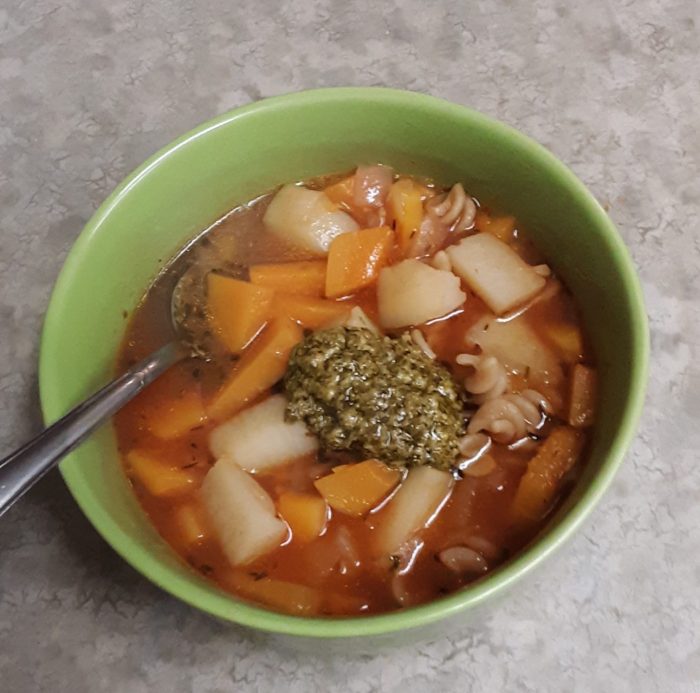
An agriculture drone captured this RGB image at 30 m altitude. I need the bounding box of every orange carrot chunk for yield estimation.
[273,293,352,329]
[207,318,303,421]
[325,226,394,298]
[249,260,328,297]
[568,364,597,428]
[207,273,274,354]
[314,459,401,516]
[510,426,584,527]
[277,491,329,543]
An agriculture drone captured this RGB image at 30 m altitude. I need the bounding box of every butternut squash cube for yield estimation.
[277,491,329,543]
[174,502,210,546]
[207,318,303,421]
[249,260,327,297]
[207,273,274,354]
[325,226,394,298]
[546,322,585,364]
[314,459,401,516]
[148,389,207,440]
[323,175,356,209]
[126,449,198,497]
[386,178,425,253]
[272,293,352,329]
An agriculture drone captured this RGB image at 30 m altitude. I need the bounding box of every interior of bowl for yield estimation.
[39,87,648,639]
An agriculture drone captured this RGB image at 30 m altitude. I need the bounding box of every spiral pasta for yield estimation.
[426,183,477,233]
[456,353,509,403]
[457,432,491,458]
[466,389,551,444]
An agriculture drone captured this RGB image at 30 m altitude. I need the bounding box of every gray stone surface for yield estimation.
[0,0,698,690]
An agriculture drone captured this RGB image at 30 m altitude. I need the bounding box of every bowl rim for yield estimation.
[39,86,649,638]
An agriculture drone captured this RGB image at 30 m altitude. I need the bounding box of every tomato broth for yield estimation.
[115,168,596,616]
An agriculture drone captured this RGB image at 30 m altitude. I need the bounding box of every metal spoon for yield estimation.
[0,269,206,517]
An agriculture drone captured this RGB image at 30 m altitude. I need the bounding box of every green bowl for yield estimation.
[39,88,648,644]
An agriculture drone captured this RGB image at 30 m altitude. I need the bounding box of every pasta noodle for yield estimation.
[456,353,509,403]
[408,184,476,257]
[466,389,551,444]
[457,432,491,458]
[533,264,552,277]
[426,183,477,233]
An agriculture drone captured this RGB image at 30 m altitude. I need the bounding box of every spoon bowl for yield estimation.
[0,263,210,516]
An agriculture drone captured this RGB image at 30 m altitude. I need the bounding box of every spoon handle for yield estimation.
[0,342,183,518]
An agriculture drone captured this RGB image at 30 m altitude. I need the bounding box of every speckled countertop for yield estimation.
[1,1,698,691]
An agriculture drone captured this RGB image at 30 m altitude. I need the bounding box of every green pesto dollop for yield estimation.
[283,326,464,470]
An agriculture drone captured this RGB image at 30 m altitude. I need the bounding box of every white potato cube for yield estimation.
[377,259,466,329]
[373,466,454,556]
[201,458,287,565]
[446,232,545,315]
[263,184,359,255]
[466,315,564,392]
[209,395,318,473]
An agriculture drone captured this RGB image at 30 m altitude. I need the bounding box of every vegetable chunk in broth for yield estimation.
[115,166,596,616]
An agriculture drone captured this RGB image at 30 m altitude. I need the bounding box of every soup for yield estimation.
[114,166,597,616]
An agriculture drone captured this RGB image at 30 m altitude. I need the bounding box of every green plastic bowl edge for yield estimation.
[38,87,649,639]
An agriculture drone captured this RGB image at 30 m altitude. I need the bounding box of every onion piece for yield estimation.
[335,525,361,575]
[353,164,394,209]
